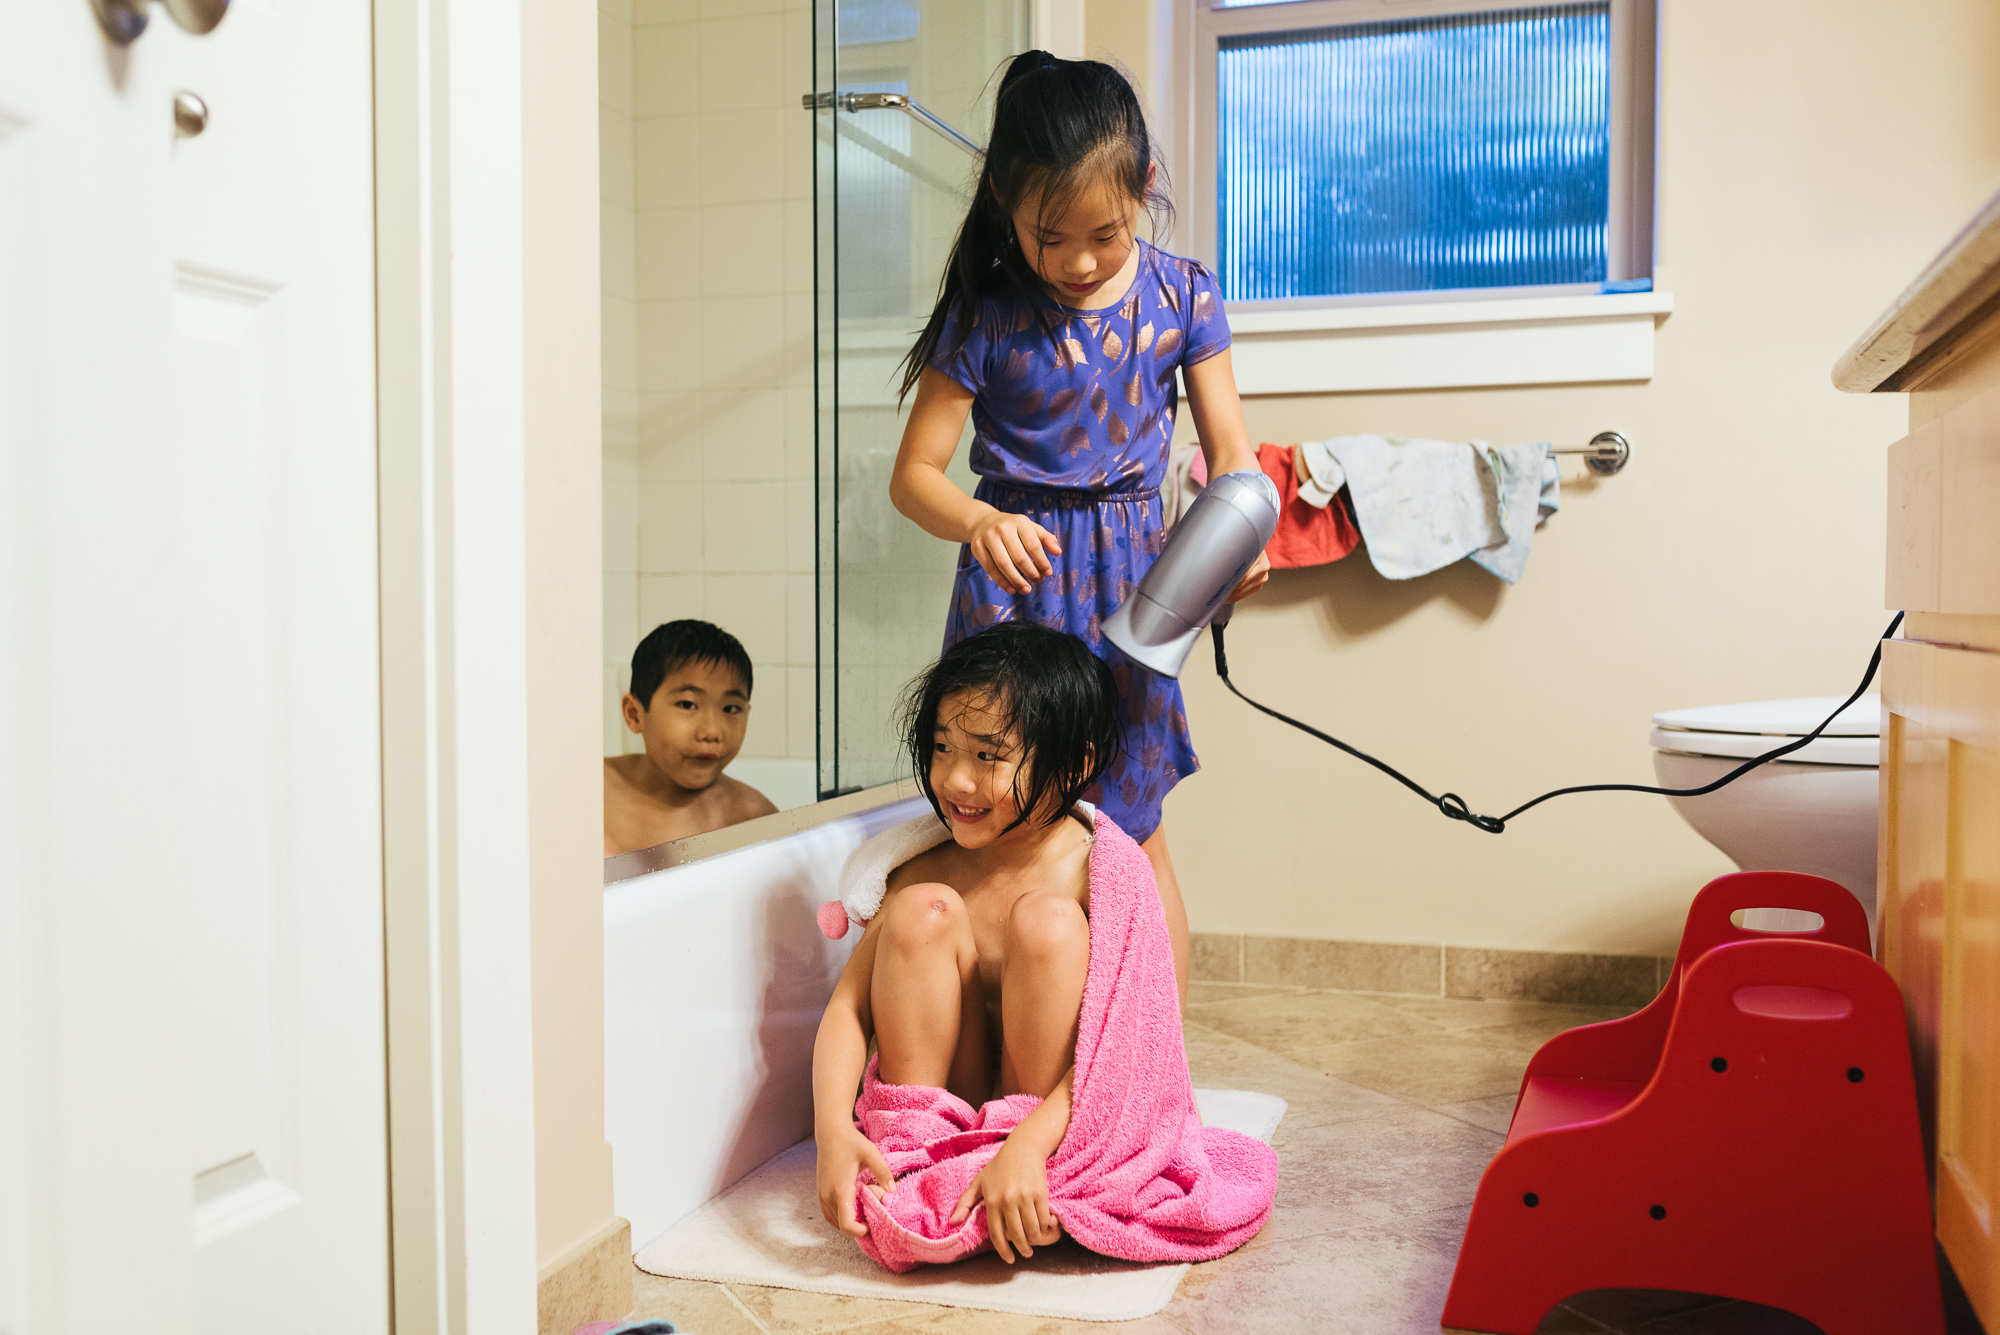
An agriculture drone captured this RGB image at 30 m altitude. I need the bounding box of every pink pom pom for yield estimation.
[817,900,851,940]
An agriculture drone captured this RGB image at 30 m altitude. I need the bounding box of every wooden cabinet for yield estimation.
[1843,188,2000,1329]
[1881,630,2000,1317]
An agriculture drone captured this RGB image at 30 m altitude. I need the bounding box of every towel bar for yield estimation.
[1552,431,1630,475]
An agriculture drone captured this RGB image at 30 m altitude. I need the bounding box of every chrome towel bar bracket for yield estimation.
[1551,431,1630,475]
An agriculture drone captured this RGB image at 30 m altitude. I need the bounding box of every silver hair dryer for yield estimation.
[1103,468,1280,678]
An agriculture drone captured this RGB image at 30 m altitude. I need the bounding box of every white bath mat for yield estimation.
[1192,1087,1288,1145]
[633,1089,1286,1322]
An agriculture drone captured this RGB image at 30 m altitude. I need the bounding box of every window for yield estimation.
[1189,0,1655,309]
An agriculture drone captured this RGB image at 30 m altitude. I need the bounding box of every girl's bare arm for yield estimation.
[813,920,878,1133]
[813,917,894,1236]
[1182,350,1270,602]
[1183,349,1257,477]
[889,368,981,541]
[889,368,1061,595]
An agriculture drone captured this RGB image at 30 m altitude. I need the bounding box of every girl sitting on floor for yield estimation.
[811,623,1275,1273]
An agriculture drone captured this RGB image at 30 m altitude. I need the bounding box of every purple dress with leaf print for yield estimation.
[928,240,1232,844]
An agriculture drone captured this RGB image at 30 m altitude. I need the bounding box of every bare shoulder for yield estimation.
[602,755,647,814]
[716,774,779,822]
[886,837,963,897]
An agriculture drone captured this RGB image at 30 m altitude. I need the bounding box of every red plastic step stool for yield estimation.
[1441,872,1942,1335]
[1500,871,1871,1143]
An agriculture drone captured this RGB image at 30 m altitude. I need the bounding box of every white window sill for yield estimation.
[1224,290,1675,396]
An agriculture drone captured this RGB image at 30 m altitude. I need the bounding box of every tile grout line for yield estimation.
[1549,1301,1620,1333]
[717,1282,776,1334]
[1427,1105,1512,1138]
[809,1299,954,1335]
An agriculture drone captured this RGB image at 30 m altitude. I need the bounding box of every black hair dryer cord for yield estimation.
[1209,610,1905,835]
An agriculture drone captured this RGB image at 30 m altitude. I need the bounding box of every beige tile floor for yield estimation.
[626,982,1980,1335]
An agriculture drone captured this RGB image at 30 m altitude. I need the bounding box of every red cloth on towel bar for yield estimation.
[1254,443,1360,569]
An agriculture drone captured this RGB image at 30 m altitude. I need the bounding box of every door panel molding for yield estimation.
[374,0,544,1328]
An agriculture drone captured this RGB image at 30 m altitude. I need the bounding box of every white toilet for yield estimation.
[1649,695,1882,932]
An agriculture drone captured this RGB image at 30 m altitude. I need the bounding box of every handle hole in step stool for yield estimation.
[1730,908,1826,933]
[1848,1067,1865,1083]
[1649,1205,1667,1221]
[1732,985,1852,1020]
[1711,1057,1728,1072]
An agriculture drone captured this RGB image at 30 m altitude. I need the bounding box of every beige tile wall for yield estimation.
[605,0,818,774]
[1191,932,1667,1010]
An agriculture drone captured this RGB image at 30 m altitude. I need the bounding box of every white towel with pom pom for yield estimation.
[816,803,1100,939]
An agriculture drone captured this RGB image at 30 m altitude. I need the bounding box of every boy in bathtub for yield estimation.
[604,619,777,857]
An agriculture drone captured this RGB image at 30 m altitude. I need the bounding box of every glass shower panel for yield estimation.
[812,0,1028,799]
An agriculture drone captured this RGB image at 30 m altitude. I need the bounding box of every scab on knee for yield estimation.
[880,882,967,949]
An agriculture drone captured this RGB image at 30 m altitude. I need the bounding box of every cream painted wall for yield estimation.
[1083,0,1164,122]
[604,0,641,754]
[602,0,819,787]
[529,0,618,1271]
[1081,0,2000,955]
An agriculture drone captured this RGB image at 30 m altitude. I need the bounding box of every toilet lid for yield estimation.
[1650,694,1881,767]
[1652,695,1881,736]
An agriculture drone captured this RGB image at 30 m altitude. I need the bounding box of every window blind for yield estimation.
[1217,4,1611,301]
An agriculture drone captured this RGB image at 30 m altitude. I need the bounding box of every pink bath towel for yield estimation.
[842,810,1278,1272]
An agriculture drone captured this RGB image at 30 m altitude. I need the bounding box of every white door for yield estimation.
[0,3,388,1331]
[160,3,389,1329]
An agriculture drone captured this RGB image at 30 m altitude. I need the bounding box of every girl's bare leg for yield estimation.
[1141,824,1190,1011]
[871,883,991,1105]
[997,892,1091,1098]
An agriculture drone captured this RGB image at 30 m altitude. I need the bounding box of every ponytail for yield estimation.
[895,52,1171,404]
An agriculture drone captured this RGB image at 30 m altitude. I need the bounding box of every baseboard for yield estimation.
[538,1215,633,1335]
[1192,933,1665,1009]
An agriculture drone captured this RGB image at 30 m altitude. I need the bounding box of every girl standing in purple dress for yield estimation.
[888,52,1269,1001]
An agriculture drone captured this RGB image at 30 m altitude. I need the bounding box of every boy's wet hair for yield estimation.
[630,620,753,709]
[901,621,1123,835]
[898,51,1171,403]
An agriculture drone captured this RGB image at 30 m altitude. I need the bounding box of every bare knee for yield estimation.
[1004,893,1088,962]
[878,883,967,955]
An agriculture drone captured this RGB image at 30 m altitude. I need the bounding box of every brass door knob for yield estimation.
[91,0,229,46]
[173,90,208,139]
[161,0,227,34]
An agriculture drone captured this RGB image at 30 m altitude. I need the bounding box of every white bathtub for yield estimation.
[604,795,928,1249]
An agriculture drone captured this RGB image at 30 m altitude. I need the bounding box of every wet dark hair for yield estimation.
[901,620,1122,835]
[897,51,1172,403]
[629,619,753,709]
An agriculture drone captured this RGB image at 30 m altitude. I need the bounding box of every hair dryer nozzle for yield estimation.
[1102,469,1279,678]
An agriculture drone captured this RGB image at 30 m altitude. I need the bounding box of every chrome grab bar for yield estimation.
[802,90,985,159]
